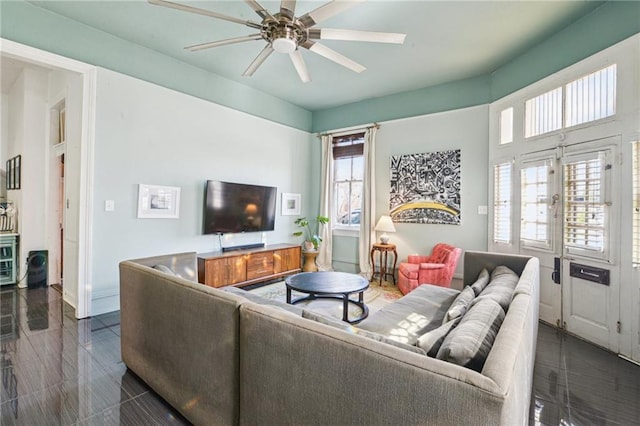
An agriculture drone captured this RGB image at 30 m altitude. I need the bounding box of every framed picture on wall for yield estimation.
[137,184,181,219]
[281,193,301,216]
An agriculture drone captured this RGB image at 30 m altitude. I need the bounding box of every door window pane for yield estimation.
[521,160,553,250]
[564,156,605,254]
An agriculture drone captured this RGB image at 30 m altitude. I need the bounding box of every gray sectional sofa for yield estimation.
[120,250,539,425]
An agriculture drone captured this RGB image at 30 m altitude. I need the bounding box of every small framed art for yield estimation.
[137,184,181,219]
[281,193,301,216]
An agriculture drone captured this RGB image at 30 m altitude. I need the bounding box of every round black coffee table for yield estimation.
[285,271,370,324]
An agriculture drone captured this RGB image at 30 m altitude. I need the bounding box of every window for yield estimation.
[521,159,554,250]
[565,64,616,128]
[520,64,617,139]
[633,141,640,265]
[563,153,606,257]
[500,107,514,144]
[333,133,364,228]
[493,162,512,243]
[525,87,563,138]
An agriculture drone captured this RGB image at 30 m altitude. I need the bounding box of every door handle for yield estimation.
[551,257,561,284]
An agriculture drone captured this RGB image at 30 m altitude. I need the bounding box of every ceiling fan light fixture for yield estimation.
[272,37,297,54]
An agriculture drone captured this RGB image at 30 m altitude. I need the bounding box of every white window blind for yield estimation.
[566,64,617,128]
[563,154,606,256]
[500,107,513,144]
[493,162,512,243]
[525,87,563,138]
[633,141,640,265]
[521,159,553,250]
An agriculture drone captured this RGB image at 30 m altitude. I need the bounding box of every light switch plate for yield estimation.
[105,200,115,212]
[478,205,488,215]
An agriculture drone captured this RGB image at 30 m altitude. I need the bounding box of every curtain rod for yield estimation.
[316,122,380,138]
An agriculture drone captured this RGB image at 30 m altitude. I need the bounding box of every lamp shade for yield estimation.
[374,215,396,244]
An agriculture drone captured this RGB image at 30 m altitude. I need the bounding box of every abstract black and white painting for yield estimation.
[389,149,461,225]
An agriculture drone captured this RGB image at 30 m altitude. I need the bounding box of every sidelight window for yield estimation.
[493,162,513,244]
[633,142,640,265]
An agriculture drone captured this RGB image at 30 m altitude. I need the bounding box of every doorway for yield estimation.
[518,136,621,352]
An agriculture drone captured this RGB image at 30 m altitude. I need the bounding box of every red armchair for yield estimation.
[397,243,462,295]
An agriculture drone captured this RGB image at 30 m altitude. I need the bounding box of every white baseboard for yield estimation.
[91,289,120,316]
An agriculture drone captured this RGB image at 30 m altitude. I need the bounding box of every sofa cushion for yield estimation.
[301,310,426,355]
[357,284,459,345]
[223,286,304,315]
[152,264,176,275]
[443,286,475,323]
[436,298,505,372]
[473,266,519,311]
[417,317,461,357]
[470,268,490,296]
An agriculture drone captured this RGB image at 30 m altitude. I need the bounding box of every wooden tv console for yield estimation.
[197,243,301,288]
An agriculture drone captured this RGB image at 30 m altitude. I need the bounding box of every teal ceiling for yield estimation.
[26,0,603,112]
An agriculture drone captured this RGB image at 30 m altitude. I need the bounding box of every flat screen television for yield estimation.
[203,180,277,234]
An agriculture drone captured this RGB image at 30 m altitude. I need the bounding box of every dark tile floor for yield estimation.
[1,285,639,425]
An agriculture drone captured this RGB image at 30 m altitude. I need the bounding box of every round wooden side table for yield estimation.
[370,243,397,285]
[302,250,319,272]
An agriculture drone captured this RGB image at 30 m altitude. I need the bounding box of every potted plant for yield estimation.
[293,215,329,251]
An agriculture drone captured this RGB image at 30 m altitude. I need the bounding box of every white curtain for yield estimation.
[358,126,377,277]
[316,134,334,271]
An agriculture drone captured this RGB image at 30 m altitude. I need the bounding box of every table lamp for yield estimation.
[374,215,396,244]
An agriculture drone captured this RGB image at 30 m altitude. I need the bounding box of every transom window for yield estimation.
[333,133,364,228]
[523,64,617,139]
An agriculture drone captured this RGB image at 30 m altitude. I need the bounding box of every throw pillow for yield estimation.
[472,286,514,312]
[152,264,176,275]
[490,265,518,281]
[436,298,505,372]
[417,317,461,357]
[443,286,475,324]
[470,268,490,296]
[475,266,519,311]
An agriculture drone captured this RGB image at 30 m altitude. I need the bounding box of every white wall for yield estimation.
[1,93,8,196]
[332,105,490,276]
[90,68,314,314]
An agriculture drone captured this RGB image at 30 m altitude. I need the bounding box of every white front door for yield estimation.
[560,137,620,351]
[517,136,621,352]
[519,152,562,327]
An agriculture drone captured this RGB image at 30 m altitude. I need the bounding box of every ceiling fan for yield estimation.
[148,0,406,83]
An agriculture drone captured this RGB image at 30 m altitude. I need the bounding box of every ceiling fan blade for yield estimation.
[148,0,262,30]
[301,40,365,73]
[243,45,274,77]
[244,0,276,21]
[298,0,364,28]
[309,28,406,44]
[289,50,311,83]
[280,0,296,20]
[185,34,263,52]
